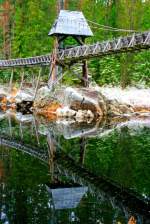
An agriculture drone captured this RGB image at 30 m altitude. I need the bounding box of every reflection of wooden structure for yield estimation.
[79,137,86,164]
[128,216,137,224]
[0,135,149,222]
[48,10,93,87]
[47,184,88,210]
[0,160,4,180]
[47,132,56,182]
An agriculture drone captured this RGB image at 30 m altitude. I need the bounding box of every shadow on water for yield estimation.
[0,111,150,223]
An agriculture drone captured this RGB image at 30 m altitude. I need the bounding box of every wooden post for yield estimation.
[55,0,65,84]
[19,122,23,140]
[64,0,68,9]
[34,67,42,100]
[48,39,58,88]
[33,116,40,145]
[9,68,14,94]
[52,38,57,82]
[73,36,89,87]
[82,60,89,87]
[82,38,88,87]
[79,137,86,165]
[47,132,56,182]
[19,68,24,91]
[31,70,36,89]
[8,115,12,137]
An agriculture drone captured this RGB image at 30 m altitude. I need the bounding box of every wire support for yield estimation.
[87,19,139,33]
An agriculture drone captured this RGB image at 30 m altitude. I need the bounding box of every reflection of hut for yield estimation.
[46,183,88,210]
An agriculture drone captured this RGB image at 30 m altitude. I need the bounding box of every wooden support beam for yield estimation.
[19,122,23,140]
[8,115,12,137]
[33,116,40,146]
[57,35,67,45]
[73,36,85,45]
[82,60,89,87]
[79,137,86,165]
[9,68,14,94]
[34,67,42,101]
[47,132,56,182]
[68,66,90,86]
[19,68,25,91]
[31,71,36,89]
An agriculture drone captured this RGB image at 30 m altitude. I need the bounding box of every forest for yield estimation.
[0,0,150,87]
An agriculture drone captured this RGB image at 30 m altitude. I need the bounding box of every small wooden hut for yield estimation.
[48,10,93,87]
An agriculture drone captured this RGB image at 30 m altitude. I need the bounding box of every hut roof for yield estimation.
[48,10,93,37]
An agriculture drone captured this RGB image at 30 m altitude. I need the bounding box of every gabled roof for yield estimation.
[48,10,93,37]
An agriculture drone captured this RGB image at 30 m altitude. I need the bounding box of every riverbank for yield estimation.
[1,85,150,122]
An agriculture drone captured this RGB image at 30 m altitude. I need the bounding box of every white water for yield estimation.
[97,86,150,108]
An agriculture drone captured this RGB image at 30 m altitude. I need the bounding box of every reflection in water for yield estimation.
[0,112,150,223]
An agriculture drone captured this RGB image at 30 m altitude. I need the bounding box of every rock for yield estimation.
[75,110,94,121]
[34,86,53,108]
[0,94,7,104]
[32,85,140,120]
[86,110,94,119]
[106,99,134,116]
[15,113,33,123]
[15,89,34,103]
[75,110,85,119]
[119,104,134,113]
[0,86,7,96]
[56,106,76,118]
[64,87,103,117]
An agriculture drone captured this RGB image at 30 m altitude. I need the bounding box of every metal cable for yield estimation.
[87,19,139,33]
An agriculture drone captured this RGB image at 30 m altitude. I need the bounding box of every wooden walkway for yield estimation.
[0,31,150,68]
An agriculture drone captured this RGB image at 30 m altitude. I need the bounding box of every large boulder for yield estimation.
[63,87,104,117]
[15,88,34,103]
[34,86,54,108]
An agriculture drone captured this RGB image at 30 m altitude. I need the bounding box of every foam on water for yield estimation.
[98,86,150,108]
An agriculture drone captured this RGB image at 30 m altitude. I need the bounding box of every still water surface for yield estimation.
[0,112,150,223]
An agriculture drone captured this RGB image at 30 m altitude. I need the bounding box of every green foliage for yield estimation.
[89,56,121,85]
[12,0,56,57]
[85,126,150,197]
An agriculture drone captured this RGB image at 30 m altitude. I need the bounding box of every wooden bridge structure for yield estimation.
[0,9,150,89]
[0,31,150,68]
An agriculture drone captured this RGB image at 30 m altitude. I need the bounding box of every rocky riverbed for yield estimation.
[0,84,150,122]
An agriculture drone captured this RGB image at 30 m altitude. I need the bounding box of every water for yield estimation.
[0,111,150,223]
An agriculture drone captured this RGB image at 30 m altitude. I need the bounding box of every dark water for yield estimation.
[0,112,150,224]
